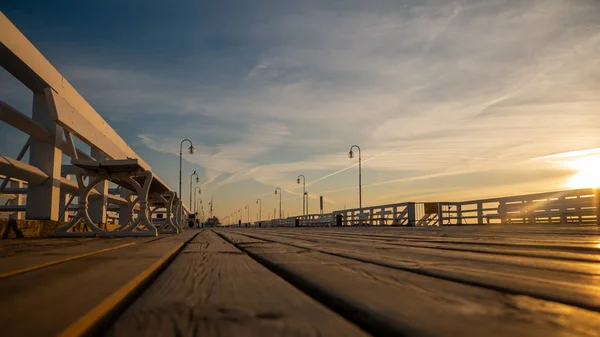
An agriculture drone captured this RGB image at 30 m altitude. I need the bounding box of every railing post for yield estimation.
[477,202,483,224]
[59,174,70,222]
[437,203,444,226]
[456,204,462,225]
[25,92,62,221]
[8,180,24,220]
[408,202,416,226]
[527,200,535,225]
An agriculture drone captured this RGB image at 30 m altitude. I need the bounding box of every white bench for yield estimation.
[54,159,181,237]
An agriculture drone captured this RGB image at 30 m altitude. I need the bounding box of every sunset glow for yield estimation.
[566,156,600,189]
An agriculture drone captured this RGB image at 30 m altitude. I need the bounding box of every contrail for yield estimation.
[316,168,478,196]
[255,148,396,198]
[306,148,396,187]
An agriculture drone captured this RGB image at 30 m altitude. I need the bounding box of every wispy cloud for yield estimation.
[3,0,599,217]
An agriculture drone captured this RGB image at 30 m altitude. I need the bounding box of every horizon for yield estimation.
[1,1,599,221]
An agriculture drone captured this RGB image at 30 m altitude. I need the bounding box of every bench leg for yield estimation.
[157,191,180,234]
[117,170,158,236]
[55,174,110,237]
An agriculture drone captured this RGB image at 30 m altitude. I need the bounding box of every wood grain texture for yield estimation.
[0,237,151,276]
[106,230,367,337]
[217,229,600,337]
[0,230,198,337]
[249,230,600,274]
[233,229,600,312]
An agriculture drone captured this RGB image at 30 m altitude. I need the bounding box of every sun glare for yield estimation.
[566,156,600,188]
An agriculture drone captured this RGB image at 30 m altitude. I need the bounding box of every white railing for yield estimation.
[441,188,598,225]
[260,188,599,227]
[298,213,334,226]
[0,13,189,234]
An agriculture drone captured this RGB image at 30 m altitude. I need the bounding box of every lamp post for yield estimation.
[245,205,250,225]
[196,197,203,220]
[274,187,282,219]
[297,175,306,217]
[256,198,261,222]
[194,187,201,213]
[305,191,309,214]
[190,171,199,215]
[179,139,195,225]
[348,145,362,211]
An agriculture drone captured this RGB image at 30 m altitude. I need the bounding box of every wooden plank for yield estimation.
[269,225,600,248]
[0,154,49,185]
[0,237,154,277]
[0,100,52,141]
[0,230,198,336]
[238,229,600,312]
[106,230,366,337]
[46,90,134,166]
[274,226,600,250]
[217,230,600,337]
[253,230,600,274]
[264,228,600,262]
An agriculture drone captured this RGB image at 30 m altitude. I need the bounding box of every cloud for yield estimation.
[6,0,599,217]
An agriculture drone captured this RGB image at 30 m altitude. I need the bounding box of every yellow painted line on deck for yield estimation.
[58,242,185,337]
[0,242,137,279]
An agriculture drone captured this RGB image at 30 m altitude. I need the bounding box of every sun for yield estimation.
[566,156,600,188]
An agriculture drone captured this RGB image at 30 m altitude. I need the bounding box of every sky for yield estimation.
[1,0,600,221]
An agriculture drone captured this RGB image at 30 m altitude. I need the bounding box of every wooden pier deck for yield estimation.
[1,225,599,336]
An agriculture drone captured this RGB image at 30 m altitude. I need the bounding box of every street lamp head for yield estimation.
[348,150,354,159]
[274,189,278,195]
[196,177,200,183]
[297,178,300,184]
[188,145,195,154]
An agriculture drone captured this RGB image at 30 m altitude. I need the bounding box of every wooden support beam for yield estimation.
[0,205,26,212]
[0,100,52,141]
[0,154,49,185]
[25,92,62,221]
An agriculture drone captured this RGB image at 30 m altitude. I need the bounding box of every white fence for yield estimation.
[442,188,598,226]
[0,13,189,236]
[258,188,599,227]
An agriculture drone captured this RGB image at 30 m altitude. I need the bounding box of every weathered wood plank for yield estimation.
[0,237,155,277]
[0,230,198,336]
[0,237,97,257]
[217,230,600,337]
[263,227,600,262]
[258,231,600,270]
[272,225,600,245]
[105,230,366,337]
[236,229,600,312]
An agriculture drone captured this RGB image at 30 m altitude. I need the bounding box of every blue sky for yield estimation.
[1,1,600,221]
